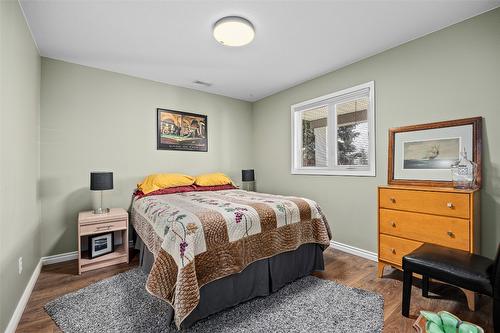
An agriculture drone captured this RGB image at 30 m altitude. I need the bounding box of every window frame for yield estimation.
[290,81,375,176]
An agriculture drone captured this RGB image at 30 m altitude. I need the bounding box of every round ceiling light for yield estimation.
[213,16,255,47]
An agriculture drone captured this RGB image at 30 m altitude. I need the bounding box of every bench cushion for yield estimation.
[403,243,494,296]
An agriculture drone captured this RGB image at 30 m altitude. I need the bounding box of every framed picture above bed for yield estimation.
[157,108,208,152]
[388,117,482,188]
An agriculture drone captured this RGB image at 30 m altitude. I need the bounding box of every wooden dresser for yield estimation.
[377,185,480,277]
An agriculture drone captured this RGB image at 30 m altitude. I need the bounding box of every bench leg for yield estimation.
[461,289,478,311]
[494,298,499,333]
[402,269,413,317]
[422,275,429,298]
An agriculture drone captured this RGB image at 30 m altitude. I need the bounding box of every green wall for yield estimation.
[40,58,253,256]
[252,8,500,258]
[0,1,41,331]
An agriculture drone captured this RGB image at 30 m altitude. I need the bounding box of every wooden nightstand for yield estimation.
[77,208,129,274]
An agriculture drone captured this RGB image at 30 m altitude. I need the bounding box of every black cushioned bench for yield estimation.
[402,243,499,332]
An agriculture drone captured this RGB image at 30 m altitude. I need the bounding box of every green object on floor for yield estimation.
[458,322,479,333]
[419,311,483,333]
[421,311,443,327]
[426,321,445,333]
[440,311,460,333]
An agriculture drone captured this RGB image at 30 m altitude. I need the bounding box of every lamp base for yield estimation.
[241,181,255,191]
[93,207,110,214]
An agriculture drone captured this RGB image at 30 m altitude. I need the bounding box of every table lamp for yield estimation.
[241,169,255,191]
[90,172,113,214]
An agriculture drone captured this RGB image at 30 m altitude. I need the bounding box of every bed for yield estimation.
[131,188,332,329]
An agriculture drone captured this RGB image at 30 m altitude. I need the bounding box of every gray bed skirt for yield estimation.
[136,237,326,328]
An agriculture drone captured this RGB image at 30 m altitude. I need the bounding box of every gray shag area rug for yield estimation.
[45,268,384,333]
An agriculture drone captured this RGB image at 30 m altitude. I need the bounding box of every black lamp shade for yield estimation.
[242,169,255,182]
[90,172,113,191]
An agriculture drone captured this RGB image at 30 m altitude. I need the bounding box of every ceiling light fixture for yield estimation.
[213,16,255,47]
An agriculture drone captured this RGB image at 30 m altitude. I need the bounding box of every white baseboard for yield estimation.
[5,251,78,332]
[40,241,133,265]
[5,260,42,333]
[330,240,378,262]
[41,251,78,265]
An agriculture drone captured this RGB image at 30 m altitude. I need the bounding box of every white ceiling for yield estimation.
[20,0,500,102]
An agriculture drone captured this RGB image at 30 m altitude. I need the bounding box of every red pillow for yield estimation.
[134,185,196,198]
[194,184,237,192]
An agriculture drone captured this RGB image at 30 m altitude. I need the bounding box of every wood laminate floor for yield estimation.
[16,248,493,332]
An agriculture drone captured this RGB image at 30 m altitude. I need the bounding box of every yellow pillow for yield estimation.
[138,173,195,194]
[195,173,233,186]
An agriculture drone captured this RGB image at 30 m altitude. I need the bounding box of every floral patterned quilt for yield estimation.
[131,189,331,328]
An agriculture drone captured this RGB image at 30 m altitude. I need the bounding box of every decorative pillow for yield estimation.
[194,184,237,192]
[194,173,233,186]
[135,185,196,198]
[137,173,195,194]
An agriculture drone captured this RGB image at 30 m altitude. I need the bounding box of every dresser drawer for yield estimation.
[379,234,422,266]
[80,219,127,235]
[379,209,470,251]
[379,188,469,218]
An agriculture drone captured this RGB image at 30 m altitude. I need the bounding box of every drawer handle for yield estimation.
[391,221,396,228]
[447,202,454,209]
[390,197,396,203]
[447,231,455,238]
[96,225,111,230]
[391,248,396,254]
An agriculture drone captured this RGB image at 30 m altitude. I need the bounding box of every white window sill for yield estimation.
[291,168,376,176]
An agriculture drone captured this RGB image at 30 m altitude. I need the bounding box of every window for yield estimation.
[291,81,375,176]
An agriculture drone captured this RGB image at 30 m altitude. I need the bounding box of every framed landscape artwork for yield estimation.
[157,108,208,152]
[388,117,482,187]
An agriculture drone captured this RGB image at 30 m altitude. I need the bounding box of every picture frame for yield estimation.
[88,232,114,259]
[157,108,208,152]
[388,117,482,187]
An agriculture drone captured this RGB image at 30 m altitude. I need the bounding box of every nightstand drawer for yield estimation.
[80,219,127,235]
[379,188,469,218]
[379,209,470,251]
[379,234,422,266]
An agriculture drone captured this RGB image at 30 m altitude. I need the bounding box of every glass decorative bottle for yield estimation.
[451,147,477,189]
